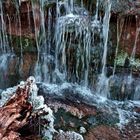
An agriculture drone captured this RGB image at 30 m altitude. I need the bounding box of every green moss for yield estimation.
[116,49,140,68]
[130,58,140,68]
[116,50,128,66]
[10,35,37,54]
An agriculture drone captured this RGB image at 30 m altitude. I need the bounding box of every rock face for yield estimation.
[2,0,140,53]
[119,15,140,57]
[3,0,36,38]
[54,130,84,140]
[85,125,120,140]
[0,77,55,140]
[37,82,140,139]
[0,77,140,139]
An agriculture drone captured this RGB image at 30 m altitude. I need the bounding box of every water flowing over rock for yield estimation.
[0,0,140,139]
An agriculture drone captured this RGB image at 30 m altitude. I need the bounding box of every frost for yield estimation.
[0,76,55,140]
[56,130,84,140]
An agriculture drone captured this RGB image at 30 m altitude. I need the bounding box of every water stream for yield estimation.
[0,1,15,88]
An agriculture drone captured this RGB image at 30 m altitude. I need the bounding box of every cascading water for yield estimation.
[55,1,91,85]
[33,0,48,82]
[34,0,91,86]
[129,16,140,100]
[0,1,140,137]
[33,1,59,83]
[0,1,15,89]
[113,17,125,75]
[16,0,139,102]
[0,1,9,53]
[97,0,111,98]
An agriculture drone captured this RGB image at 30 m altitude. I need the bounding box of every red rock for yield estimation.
[3,1,41,38]
[84,125,120,140]
[47,100,97,118]
[120,15,140,57]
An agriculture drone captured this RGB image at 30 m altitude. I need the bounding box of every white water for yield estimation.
[0,1,9,53]
[97,0,112,97]
[54,0,91,86]
[32,0,112,90]
[101,0,111,74]
[113,17,125,75]
[0,0,139,101]
[34,1,53,83]
[0,1,15,88]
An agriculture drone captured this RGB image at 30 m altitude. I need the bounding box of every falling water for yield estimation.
[129,16,140,100]
[0,1,9,53]
[32,1,41,81]
[101,0,111,75]
[113,17,125,75]
[33,0,112,89]
[97,0,111,97]
[0,1,15,88]
[95,0,99,21]
[130,16,140,68]
[54,0,91,85]
[1,0,139,101]
[33,1,54,83]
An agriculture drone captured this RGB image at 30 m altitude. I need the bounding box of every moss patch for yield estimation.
[10,35,37,54]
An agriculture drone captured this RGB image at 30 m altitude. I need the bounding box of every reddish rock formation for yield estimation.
[0,82,32,139]
[47,100,97,118]
[84,125,120,140]
[120,15,140,57]
[3,0,40,38]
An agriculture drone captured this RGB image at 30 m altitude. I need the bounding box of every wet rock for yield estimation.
[19,53,37,79]
[0,53,37,89]
[10,36,37,54]
[119,15,140,57]
[79,127,87,134]
[134,107,140,113]
[54,130,84,140]
[86,116,97,126]
[85,125,120,140]
[47,100,97,119]
[121,120,140,140]
[108,75,135,100]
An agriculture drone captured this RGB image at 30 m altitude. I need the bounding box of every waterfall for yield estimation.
[33,1,55,83]
[101,0,111,75]
[0,1,15,89]
[54,0,90,85]
[113,17,125,75]
[0,0,140,101]
[97,0,112,98]
[0,1,9,53]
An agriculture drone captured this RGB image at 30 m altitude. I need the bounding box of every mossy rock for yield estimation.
[10,35,37,54]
